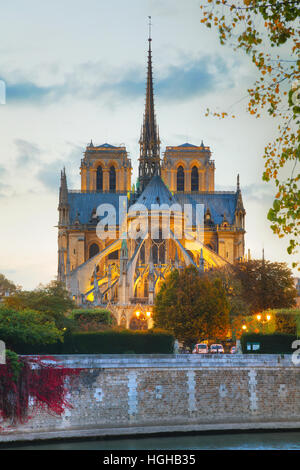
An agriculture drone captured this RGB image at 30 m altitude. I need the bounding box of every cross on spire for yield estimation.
[148,15,152,41]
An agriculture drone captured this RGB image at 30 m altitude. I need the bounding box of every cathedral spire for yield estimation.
[59,168,68,205]
[138,17,161,192]
[58,168,70,226]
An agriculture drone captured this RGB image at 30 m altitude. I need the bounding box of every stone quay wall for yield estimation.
[1,354,300,442]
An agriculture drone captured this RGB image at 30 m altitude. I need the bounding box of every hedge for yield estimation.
[69,308,116,332]
[9,330,175,355]
[241,332,298,354]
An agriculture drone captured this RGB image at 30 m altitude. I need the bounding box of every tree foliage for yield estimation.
[0,307,63,349]
[0,274,18,297]
[231,258,297,313]
[205,265,250,316]
[153,266,230,349]
[200,0,300,265]
[275,312,297,334]
[4,280,75,330]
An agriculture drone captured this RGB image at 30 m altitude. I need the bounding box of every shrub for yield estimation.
[0,307,63,350]
[241,332,297,354]
[10,330,175,355]
[70,309,116,332]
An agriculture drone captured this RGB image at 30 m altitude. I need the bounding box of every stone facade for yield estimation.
[1,355,300,442]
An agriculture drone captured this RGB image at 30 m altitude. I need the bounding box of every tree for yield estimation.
[205,265,250,317]
[231,259,297,313]
[275,311,297,334]
[200,0,300,265]
[0,274,19,297]
[0,307,63,350]
[153,266,230,349]
[4,280,75,330]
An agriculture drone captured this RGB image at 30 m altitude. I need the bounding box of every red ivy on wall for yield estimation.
[0,354,80,425]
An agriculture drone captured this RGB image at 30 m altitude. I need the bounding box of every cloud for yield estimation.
[7,82,52,103]
[36,160,66,190]
[35,145,81,191]
[14,139,41,166]
[2,54,234,105]
[156,57,230,100]
[242,183,274,203]
[215,182,275,204]
[9,139,80,193]
[0,181,11,198]
[0,166,10,197]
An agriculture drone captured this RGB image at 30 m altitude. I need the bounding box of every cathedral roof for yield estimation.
[68,192,127,225]
[67,187,240,227]
[133,175,177,210]
[174,192,238,225]
[178,143,198,148]
[98,143,118,149]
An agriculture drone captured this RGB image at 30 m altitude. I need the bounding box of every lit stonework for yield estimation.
[161,142,215,193]
[80,143,131,193]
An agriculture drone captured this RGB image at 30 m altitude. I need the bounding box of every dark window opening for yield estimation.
[89,243,99,258]
[159,243,165,264]
[108,250,118,260]
[153,244,158,265]
[144,278,148,297]
[177,166,184,192]
[109,166,116,192]
[96,165,103,191]
[191,166,199,191]
[140,243,145,264]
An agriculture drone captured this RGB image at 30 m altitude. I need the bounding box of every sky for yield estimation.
[0,0,298,289]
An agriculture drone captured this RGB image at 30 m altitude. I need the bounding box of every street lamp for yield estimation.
[256,313,272,333]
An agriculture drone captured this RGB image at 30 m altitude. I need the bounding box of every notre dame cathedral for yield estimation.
[57,33,246,330]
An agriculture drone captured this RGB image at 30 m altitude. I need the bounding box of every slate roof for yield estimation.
[98,143,118,149]
[175,192,237,225]
[67,178,238,226]
[177,143,199,148]
[133,175,177,210]
[68,192,127,225]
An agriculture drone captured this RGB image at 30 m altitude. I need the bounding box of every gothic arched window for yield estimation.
[153,244,158,265]
[96,165,103,191]
[140,243,145,264]
[108,250,118,260]
[120,313,127,329]
[89,243,99,259]
[191,166,199,191]
[144,278,148,297]
[177,166,184,192]
[109,166,116,192]
[159,243,165,264]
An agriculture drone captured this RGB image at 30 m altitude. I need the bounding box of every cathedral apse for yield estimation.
[57,29,246,329]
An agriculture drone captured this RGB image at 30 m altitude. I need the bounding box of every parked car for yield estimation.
[210,344,224,354]
[192,343,209,354]
[230,346,237,354]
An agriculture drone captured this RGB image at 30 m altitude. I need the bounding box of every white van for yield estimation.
[192,343,209,354]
